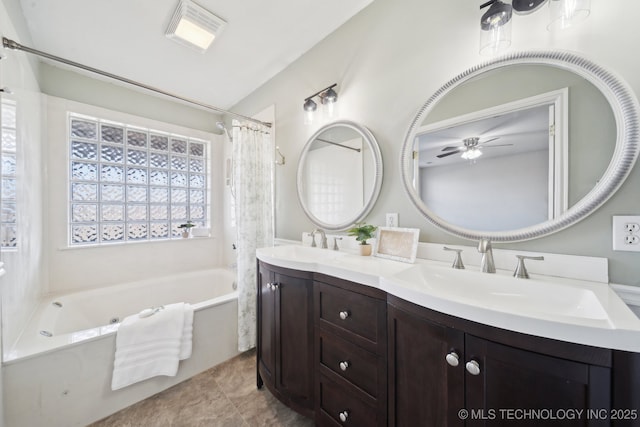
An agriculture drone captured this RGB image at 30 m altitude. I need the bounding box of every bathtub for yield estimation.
[3,268,240,427]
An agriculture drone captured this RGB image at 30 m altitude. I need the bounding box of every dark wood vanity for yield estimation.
[257,260,640,426]
[256,261,314,416]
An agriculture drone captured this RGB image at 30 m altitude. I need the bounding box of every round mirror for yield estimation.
[297,120,383,231]
[401,51,639,242]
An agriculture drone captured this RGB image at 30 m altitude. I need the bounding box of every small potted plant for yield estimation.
[178,221,195,238]
[347,223,378,256]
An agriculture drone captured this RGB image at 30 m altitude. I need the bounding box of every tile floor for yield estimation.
[89,349,315,427]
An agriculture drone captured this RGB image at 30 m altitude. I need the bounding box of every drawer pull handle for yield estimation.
[445,351,459,367]
[339,361,350,371]
[466,360,481,376]
[339,311,350,320]
[339,410,349,422]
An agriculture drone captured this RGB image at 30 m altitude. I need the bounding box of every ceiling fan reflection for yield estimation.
[436,136,513,159]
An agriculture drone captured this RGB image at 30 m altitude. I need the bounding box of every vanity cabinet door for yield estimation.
[388,303,465,427]
[257,262,275,386]
[257,261,314,417]
[465,334,611,427]
[274,271,314,411]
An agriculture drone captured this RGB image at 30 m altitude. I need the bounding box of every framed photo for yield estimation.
[373,227,420,263]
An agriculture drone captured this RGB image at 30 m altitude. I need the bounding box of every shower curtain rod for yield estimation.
[1,37,271,128]
[316,137,361,152]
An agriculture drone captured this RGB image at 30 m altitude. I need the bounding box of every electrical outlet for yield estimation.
[625,223,640,233]
[625,235,640,245]
[386,213,399,228]
[613,215,640,252]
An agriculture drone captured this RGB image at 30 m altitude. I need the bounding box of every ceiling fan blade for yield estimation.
[483,143,514,148]
[441,146,461,152]
[479,137,500,144]
[437,150,462,158]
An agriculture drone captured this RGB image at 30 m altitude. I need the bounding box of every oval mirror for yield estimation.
[297,120,383,231]
[401,51,639,242]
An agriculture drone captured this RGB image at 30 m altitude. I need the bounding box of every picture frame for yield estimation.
[373,227,420,263]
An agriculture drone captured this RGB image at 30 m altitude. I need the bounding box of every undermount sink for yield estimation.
[257,245,347,267]
[383,263,611,324]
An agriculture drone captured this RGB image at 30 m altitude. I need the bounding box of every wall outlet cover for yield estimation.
[612,215,640,252]
[386,213,399,228]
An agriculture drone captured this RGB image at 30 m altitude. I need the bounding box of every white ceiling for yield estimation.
[417,104,550,167]
[18,0,374,110]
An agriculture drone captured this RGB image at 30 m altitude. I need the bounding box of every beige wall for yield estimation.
[231,0,640,287]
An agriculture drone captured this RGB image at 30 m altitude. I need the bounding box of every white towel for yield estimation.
[179,305,194,360]
[111,302,194,391]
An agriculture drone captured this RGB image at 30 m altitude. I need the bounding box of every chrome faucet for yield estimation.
[443,246,465,269]
[311,228,328,249]
[477,239,496,273]
[513,255,544,279]
[333,237,342,251]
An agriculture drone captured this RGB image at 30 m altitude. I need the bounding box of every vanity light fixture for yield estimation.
[303,84,338,125]
[479,0,591,55]
[547,0,591,31]
[166,0,227,53]
[480,0,513,56]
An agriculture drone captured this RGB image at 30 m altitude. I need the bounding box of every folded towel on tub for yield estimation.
[179,305,194,360]
[111,302,194,391]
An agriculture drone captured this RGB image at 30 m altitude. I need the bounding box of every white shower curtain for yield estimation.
[233,119,274,352]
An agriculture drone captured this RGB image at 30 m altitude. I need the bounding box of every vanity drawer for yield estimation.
[317,374,377,427]
[315,281,386,350]
[318,330,380,398]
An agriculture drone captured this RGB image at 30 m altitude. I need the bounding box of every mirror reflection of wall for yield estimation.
[303,135,364,224]
[421,148,549,230]
[416,94,561,231]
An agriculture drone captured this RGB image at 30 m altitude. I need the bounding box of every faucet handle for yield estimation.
[513,255,544,279]
[477,238,491,252]
[308,232,316,247]
[333,237,342,251]
[443,247,465,269]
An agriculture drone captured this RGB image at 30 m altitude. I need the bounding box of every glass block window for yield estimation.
[1,100,17,249]
[68,113,209,245]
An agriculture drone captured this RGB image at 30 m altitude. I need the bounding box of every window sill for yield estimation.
[58,235,215,251]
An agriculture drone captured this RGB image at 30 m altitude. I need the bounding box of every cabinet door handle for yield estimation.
[339,361,350,371]
[445,351,460,367]
[271,283,279,290]
[266,283,272,290]
[465,360,481,375]
[339,410,349,422]
[339,310,350,320]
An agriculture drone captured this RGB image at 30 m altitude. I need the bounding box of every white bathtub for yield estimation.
[3,268,240,427]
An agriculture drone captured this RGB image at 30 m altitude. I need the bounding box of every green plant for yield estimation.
[347,223,378,245]
[178,221,195,230]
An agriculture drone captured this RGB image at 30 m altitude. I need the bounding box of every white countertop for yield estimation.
[257,244,640,353]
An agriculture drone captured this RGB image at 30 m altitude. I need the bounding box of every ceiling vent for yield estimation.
[165,0,226,53]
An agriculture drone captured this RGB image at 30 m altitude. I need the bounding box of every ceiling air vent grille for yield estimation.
[165,0,227,53]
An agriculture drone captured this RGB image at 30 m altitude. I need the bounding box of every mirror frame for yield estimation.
[401,51,640,242]
[297,120,383,231]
